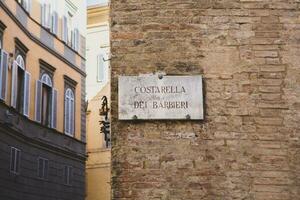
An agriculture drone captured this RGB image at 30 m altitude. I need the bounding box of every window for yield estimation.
[37,157,49,179]
[11,55,31,117]
[64,166,72,185]
[62,1,80,51]
[17,0,31,13]
[35,73,57,129]
[10,147,21,174]
[0,21,6,49]
[71,28,80,51]
[62,16,68,43]
[67,12,73,45]
[64,88,75,136]
[97,54,105,82]
[41,0,58,34]
[41,74,52,126]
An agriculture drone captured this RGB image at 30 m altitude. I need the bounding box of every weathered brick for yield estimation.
[254,51,278,58]
[111,1,300,199]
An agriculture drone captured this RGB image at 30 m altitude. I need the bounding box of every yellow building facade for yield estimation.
[0,0,87,199]
[86,1,111,200]
[0,0,86,139]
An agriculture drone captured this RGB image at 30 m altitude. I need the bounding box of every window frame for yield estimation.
[0,21,6,49]
[37,157,49,180]
[63,75,77,137]
[40,73,53,127]
[36,60,57,128]
[64,88,75,137]
[63,165,73,186]
[13,54,26,113]
[10,147,21,175]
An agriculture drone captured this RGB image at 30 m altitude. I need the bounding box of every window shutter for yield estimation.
[41,3,45,27]
[0,50,8,101]
[22,0,31,13]
[70,98,74,136]
[62,16,68,43]
[11,61,18,108]
[35,80,42,122]
[23,71,31,117]
[51,12,58,35]
[42,3,51,29]
[51,88,57,129]
[97,55,105,82]
[71,30,74,49]
[74,29,79,51]
[46,4,51,29]
[27,0,32,13]
[65,95,70,134]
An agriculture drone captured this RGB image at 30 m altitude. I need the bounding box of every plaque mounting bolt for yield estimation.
[132,115,138,120]
[186,114,191,120]
[158,74,164,79]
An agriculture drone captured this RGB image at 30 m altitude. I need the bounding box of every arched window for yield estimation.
[35,72,57,129]
[11,55,30,117]
[64,88,75,136]
[41,73,52,87]
[16,55,25,69]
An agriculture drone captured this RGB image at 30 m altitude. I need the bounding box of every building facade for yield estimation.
[0,0,86,199]
[86,0,110,100]
[111,0,300,200]
[86,1,111,200]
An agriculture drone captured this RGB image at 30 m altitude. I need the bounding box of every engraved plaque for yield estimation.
[118,75,203,120]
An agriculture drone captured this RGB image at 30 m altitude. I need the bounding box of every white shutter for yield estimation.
[42,3,51,29]
[97,55,105,82]
[62,16,68,43]
[11,61,18,108]
[23,71,31,117]
[28,0,32,13]
[71,30,74,49]
[22,0,31,13]
[0,50,8,101]
[64,95,70,134]
[35,80,42,122]
[41,4,45,27]
[51,12,58,35]
[46,4,51,29]
[51,88,57,129]
[71,98,75,136]
[73,29,79,51]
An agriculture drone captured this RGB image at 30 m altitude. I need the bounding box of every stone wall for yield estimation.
[0,102,86,200]
[111,1,300,199]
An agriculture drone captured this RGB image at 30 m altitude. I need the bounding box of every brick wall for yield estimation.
[111,1,300,199]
